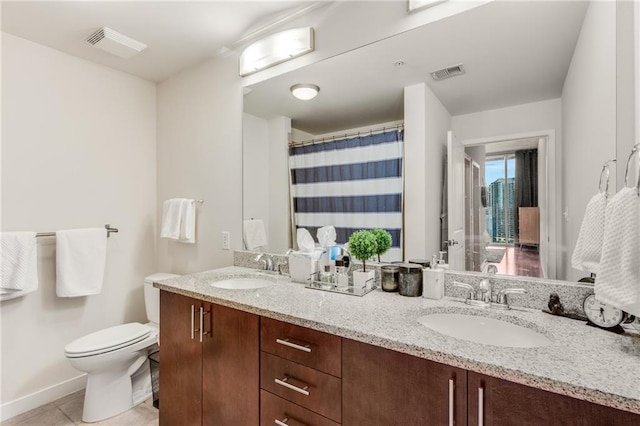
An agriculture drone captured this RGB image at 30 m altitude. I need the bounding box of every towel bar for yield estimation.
[36,224,119,238]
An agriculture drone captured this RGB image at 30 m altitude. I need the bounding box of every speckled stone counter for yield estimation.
[154,266,640,415]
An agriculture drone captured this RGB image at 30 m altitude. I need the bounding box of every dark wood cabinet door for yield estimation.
[202,303,260,426]
[159,291,202,426]
[343,339,467,426]
[468,372,640,426]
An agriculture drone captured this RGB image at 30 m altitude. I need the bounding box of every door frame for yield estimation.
[461,129,556,279]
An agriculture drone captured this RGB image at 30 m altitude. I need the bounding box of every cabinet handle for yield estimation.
[190,305,195,340]
[199,307,211,342]
[478,387,484,426]
[274,376,310,396]
[275,417,307,426]
[448,378,454,426]
[276,338,312,353]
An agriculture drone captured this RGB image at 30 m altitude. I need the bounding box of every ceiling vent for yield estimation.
[430,64,466,81]
[86,27,147,59]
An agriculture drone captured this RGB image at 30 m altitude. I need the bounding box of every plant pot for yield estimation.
[353,270,375,290]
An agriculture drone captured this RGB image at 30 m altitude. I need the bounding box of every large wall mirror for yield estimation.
[242,1,637,283]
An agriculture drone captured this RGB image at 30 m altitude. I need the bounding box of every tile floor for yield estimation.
[2,391,158,426]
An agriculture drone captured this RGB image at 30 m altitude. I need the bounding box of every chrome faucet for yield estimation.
[254,253,274,271]
[453,281,489,307]
[477,264,498,304]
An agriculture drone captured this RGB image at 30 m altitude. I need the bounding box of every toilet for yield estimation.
[64,273,179,423]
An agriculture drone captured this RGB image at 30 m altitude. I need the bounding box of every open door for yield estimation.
[447,131,465,270]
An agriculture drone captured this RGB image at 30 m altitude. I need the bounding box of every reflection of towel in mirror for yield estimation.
[243,219,267,250]
[571,192,607,274]
[1,232,38,299]
[594,187,640,317]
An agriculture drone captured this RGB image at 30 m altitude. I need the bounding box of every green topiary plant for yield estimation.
[348,230,378,272]
[371,228,392,262]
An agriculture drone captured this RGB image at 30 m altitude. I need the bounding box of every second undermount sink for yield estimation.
[417,313,552,348]
[211,277,275,290]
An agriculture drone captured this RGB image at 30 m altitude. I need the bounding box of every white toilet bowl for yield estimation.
[64,273,179,423]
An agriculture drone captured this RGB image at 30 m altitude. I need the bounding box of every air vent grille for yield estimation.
[86,28,106,45]
[431,64,466,81]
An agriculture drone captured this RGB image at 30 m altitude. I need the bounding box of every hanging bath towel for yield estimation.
[594,187,640,317]
[571,192,607,274]
[56,228,107,297]
[1,232,38,300]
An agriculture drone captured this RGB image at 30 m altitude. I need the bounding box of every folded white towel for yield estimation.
[571,192,607,274]
[161,199,196,244]
[595,187,640,316]
[1,232,38,300]
[243,219,267,250]
[160,199,183,240]
[56,228,107,297]
[178,199,196,244]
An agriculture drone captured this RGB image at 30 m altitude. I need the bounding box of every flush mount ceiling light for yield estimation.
[408,0,447,13]
[240,27,315,77]
[86,27,147,58]
[290,84,319,100]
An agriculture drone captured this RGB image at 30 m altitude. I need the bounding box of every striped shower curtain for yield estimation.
[289,130,403,261]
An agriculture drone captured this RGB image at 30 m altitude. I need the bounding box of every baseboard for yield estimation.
[0,374,87,422]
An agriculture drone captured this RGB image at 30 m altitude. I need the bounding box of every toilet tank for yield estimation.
[144,273,180,325]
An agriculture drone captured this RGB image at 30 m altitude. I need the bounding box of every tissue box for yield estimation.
[289,252,319,284]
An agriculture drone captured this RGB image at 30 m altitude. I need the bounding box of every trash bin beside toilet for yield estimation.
[148,351,160,409]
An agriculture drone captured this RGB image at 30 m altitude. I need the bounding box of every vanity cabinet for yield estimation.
[260,318,342,425]
[342,339,468,426]
[467,372,640,426]
[159,291,259,426]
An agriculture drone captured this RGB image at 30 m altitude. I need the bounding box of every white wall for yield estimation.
[267,117,292,253]
[561,1,616,281]
[404,83,452,260]
[156,52,243,274]
[1,33,157,419]
[243,113,270,239]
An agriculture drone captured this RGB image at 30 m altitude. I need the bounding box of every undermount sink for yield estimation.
[211,277,275,290]
[417,313,552,348]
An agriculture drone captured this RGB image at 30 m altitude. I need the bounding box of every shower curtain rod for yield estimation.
[289,123,404,148]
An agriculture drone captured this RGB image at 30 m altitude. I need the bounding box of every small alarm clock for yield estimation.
[582,294,628,331]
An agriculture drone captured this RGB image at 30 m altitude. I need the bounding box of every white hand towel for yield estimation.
[56,228,107,297]
[1,232,38,300]
[160,199,183,239]
[571,192,607,273]
[178,199,196,244]
[243,219,267,250]
[594,187,640,316]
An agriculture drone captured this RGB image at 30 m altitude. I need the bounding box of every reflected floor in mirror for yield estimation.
[488,245,542,278]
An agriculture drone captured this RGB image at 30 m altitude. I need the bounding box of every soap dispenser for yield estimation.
[423,253,445,299]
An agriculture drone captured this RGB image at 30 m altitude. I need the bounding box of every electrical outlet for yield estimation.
[221,231,230,250]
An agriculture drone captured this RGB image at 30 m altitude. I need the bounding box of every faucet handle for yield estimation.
[493,288,527,309]
[453,281,477,300]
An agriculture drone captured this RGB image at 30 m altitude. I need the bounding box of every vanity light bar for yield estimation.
[408,0,447,13]
[239,27,315,76]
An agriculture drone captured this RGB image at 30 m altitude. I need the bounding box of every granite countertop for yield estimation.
[154,266,640,415]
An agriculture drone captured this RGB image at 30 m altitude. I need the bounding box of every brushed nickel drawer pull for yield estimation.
[478,387,484,426]
[275,417,307,426]
[276,338,312,353]
[190,305,195,340]
[448,378,454,426]
[274,376,310,396]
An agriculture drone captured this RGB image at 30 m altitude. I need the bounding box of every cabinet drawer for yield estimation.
[261,352,341,423]
[261,317,341,377]
[261,390,340,426]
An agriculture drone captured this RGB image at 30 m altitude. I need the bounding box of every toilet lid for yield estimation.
[65,323,151,356]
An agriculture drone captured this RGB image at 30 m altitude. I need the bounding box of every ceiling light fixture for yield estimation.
[290,84,319,100]
[240,27,315,77]
[86,27,147,59]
